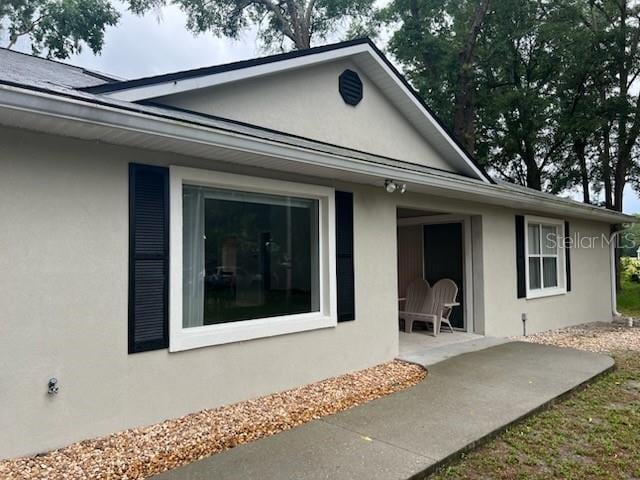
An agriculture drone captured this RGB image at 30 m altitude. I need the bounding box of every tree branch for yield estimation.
[253,0,296,44]
[7,14,45,49]
[304,0,317,36]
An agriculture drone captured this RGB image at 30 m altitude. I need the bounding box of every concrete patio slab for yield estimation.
[153,342,614,480]
[398,332,511,367]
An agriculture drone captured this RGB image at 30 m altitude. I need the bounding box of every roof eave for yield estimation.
[0,84,633,225]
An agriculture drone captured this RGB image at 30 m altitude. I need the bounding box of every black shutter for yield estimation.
[515,215,526,299]
[336,191,355,322]
[129,164,169,353]
[565,221,572,292]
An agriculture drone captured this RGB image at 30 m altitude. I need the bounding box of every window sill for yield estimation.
[526,288,567,300]
[169,312,337,352]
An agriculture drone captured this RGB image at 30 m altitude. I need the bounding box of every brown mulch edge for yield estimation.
[0,360,425,480]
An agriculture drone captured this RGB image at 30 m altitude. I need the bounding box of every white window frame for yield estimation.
[169,166,337,352]
[524,215,567,299]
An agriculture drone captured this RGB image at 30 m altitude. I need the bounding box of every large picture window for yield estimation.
[525,216,566,299]
[183,186,320,328]
[170,167,336,351]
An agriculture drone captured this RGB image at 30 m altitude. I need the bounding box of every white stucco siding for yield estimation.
[0,127,399,459]
[0,125,615,460]
[481,213,612,337]
[153,60,454,172]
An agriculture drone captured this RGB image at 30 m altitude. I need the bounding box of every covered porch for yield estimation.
[395,206,502,364]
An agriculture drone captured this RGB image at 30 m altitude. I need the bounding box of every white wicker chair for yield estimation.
[399,278,459,335]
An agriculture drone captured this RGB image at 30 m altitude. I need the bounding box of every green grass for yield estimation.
[618,277,640,318]
[430,353,640,480]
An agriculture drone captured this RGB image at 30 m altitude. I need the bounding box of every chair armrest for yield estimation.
[399,311,437,320]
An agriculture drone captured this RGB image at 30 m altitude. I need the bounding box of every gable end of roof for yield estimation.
[82,38,492,184]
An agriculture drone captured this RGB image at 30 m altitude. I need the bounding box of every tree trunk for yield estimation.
[601,130,613,209]
[573,137,591,204]
[613,172,625,213]
[612,0,629,214]
[523,139,542,190]
[526,167,542,191]
[452,0,490,153]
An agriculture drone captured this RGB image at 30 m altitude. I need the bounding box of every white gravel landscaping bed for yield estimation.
[0,360,425,480]
[516,321,640,353]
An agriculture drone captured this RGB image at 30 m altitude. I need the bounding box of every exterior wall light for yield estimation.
[385,180,407,194]
[385,179,397,193]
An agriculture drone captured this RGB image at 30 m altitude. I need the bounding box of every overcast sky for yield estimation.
[10,1,640,214]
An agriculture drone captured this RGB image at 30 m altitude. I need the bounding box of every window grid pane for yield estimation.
[541,225,558,255]
[543,257,558,288]
[528,256,542,290]
[528,224,540,255]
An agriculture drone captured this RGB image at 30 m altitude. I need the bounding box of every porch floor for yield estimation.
[398,330,511,367]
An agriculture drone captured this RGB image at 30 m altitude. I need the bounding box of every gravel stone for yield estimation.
[0,360,425,479]
[515,321,640,353]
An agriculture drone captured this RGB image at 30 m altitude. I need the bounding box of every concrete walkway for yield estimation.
[154,342,614,480]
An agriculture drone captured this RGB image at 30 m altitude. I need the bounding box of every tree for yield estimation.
[383,0,489,150]
[479,1,604,191]
[452,0,489,152]
[0,0,119,59]
[619,215,640,257]
[128,0,375,51]
[386,0,590,190]
[385,0,640,205]
[582,0,640,212]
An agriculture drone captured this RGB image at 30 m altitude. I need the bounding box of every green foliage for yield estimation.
[384,0,640,206]
[381,0,471,132]
[127,0,375,51]
[621,257,640,283]
[0,0,120,59]
[619,216,640,257]
[385,0,594,189]
[618,276,640,317]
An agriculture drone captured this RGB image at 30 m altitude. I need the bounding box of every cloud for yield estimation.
[68,1,260,79]
[624,188,640,214]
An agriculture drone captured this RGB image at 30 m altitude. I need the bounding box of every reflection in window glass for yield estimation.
[528,257,541,290]
[183,185,320,328]
[528,224,540,254]
[543,257,558,288]
[541,225,557,255]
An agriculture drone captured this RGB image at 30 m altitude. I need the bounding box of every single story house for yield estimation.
[0,39,632,459]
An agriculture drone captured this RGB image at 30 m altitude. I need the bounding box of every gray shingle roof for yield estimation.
[0,48,116,91]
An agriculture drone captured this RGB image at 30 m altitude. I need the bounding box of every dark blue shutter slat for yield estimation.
[336,191,355,322]
[129,164,169,353]
[515,215,526,299]
[565,221,572,292]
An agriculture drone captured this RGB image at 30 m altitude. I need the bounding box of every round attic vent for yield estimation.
[339,69,363,106]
